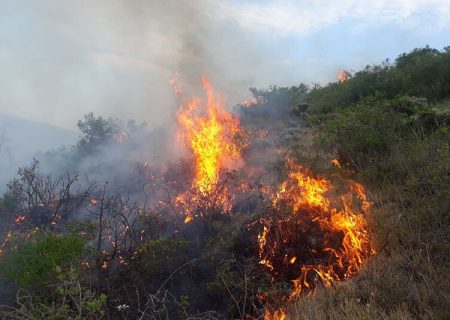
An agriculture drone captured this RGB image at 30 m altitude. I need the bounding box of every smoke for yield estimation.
[1,0,449,194]
[0,0,249,190]
[0,0,284,131]
[2,0,448,133]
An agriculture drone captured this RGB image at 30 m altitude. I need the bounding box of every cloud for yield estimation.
[215,0,450,35]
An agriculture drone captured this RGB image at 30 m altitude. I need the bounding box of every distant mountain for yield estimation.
[0,114,78,192]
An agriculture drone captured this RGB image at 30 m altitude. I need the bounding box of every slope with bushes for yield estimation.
[287,46,450,319]
[0,46,448,319]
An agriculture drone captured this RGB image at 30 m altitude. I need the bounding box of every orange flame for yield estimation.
[265,309,286,320]
[15,215,26,224]
[331,159,341,168]
[175,76,246,222]
[258,157,375,300]
[273,159,331,211]
[0,231,13,255]
[177,76,244,194]
[183,216,193,224]
[338,70,351,83]
[240,96,266,108]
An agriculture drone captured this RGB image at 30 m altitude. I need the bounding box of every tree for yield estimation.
[76,113,120,154]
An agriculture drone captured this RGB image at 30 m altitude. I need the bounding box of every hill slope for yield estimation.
[0,114,77,191]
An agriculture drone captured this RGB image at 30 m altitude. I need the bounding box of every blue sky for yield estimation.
[0,0,449,129]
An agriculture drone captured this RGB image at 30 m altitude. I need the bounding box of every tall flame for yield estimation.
[177,77,242,193]
[175,76,246,221]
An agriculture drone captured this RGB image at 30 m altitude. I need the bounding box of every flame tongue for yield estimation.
[177,76,243,194]
[175,76,246,221]
[273,159,331,211]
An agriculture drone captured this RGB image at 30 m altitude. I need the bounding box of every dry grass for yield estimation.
[290,295,414,320]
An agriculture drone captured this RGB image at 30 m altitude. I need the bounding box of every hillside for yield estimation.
[233,46,450,319]
[0,114,77,192]
[286,47,450,319]
[0,47,448,319]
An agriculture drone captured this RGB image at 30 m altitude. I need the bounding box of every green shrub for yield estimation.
[0,232,85,288]
[0,267,107,319]
[307,47,450,114]
[317,104,403,169]
[138,238,190,280]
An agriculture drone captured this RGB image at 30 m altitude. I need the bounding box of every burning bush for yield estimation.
[174,76,248,223]
[257,158,375,301]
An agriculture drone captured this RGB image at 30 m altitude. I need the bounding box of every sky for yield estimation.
[0,0,449,130]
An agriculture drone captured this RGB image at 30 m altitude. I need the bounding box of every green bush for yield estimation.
[0,267,107,319]
[0,232,85,288]
[308,47,450,114]
[317,104,404,169]
[316,97,449,173]
[138,238,191,281]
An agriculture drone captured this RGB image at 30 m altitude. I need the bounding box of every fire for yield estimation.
[177,76,244,194]
[331,159,341,168]
[15,215,26,224]
[265,309,286,320]
[258,157,375,300]
[175,76,247,221]
[169,72,182,95]
[0,231,13,255]
[273,159,331,210]
[338,70,351,83]
[114,130,128,144]
[183,216,193,224]
[240,96,266,108]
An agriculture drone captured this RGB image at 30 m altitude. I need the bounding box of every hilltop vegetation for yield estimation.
[308,46,450,113]
[0,46,449,319]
